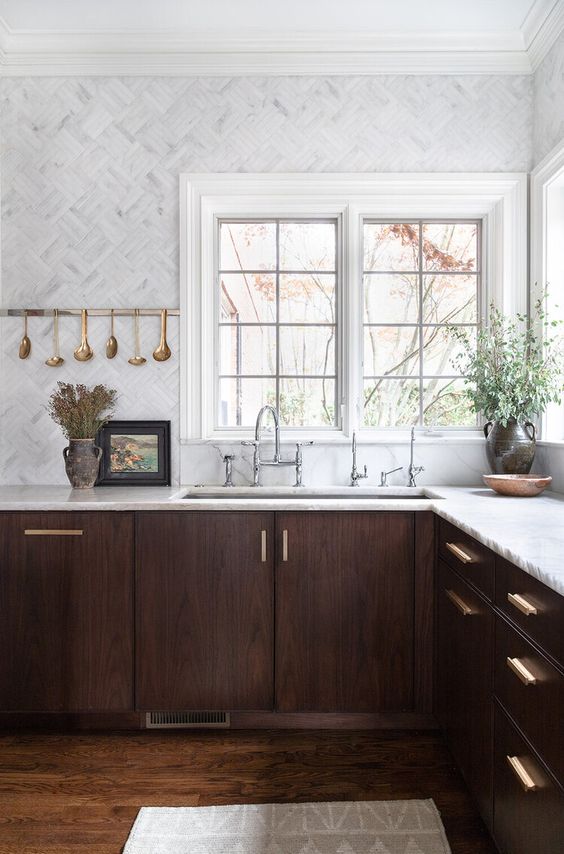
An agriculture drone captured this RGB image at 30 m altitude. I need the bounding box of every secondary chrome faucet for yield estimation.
[408,426,425,487]
[350,432,368,486]
[380,466,403,487]
[242,405,313,487]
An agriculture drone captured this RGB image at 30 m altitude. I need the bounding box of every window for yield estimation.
[181,173,526,441]
[217,219,339,428]
[362,220,480,428]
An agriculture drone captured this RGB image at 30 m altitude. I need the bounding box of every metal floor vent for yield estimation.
[146,711,231,729]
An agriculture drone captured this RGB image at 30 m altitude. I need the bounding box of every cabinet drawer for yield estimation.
[495,616,564,785]
[493,705,564,854]
[496,557,563,668]
[438,518,494,599]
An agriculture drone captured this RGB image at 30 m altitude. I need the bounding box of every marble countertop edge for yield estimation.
[0,485,561,597]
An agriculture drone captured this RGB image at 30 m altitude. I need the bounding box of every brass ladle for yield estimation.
[74,309,94,361]
[128,309,146,366]
[153,309,171,362]
[106,309,118,359]
[18,311,31,359]
[45,309,64,367]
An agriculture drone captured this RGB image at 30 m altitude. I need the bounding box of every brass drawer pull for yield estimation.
[282,529,288,562]
[445,542,473,564]
[445,588,473,616]
[507,657,537,686]
[508,592,538,616]
[507,755,538,792]
[261,530,267,563]
[24,529,83,536]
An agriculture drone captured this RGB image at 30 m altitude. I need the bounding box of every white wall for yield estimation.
[533,28,564,490]
[0,74,533,485]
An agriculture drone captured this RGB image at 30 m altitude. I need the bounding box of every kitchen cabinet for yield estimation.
[436,519,564,853]
[0,512,134,712]
[275,512,414,712]
[493,703,563,854]
[436,558,493,827]
[136,512,274,711]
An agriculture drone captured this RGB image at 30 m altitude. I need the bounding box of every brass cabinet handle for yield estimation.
[282,529,288,562]
[508,592,538,616]
[507,755,538,792]
[261,530,267,563]
[507,657,537,686]
[445,588,473,616]
[24,529,83,536]
[445,542,473,564]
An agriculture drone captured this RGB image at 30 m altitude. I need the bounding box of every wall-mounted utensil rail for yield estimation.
[0,308,179,317]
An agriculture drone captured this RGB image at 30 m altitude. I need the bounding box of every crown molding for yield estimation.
[0,24,534,76]
[525,0,564,70]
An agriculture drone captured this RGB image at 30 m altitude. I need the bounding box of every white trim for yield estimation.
[524,0,564,71]
[531,137,564,441]
[180,173,528,442]
[0,20,535,76]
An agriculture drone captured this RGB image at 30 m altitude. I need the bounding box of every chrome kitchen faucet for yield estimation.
[242,405,313,487]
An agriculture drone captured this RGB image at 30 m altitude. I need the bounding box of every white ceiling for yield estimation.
[0,0,539,34]
[0,0,562,76]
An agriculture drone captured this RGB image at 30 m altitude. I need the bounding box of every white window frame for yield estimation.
[531,139,564,445]
[180,173,527,443]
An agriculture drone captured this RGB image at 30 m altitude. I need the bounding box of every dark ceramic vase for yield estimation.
[483,419,536,474]
[63,439,102,488]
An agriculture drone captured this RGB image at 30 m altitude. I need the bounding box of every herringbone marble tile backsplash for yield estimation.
[0,75,534,484]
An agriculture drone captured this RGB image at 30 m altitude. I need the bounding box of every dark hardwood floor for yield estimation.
[0,729,496,854]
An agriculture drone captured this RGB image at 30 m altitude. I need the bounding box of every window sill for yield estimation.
[181,431,486,446]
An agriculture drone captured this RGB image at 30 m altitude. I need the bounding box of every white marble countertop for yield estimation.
[0,484,562,597]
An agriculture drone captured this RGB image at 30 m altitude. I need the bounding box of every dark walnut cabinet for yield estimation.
[136,512,275,711]
[436,519,564,854]
[275,512,414,712]
[0,512,134,712]
[436,558,493,827]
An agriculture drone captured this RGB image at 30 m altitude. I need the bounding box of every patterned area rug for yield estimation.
[123,800,452,853]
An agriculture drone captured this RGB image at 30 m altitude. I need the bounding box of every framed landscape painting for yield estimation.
[96,421,171,486]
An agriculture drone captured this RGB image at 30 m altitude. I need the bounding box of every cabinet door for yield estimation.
[275,512,414,713]
[0,512,134,712]
[493,704,564,854]
[436,559,493,827]
[136,512,274,711]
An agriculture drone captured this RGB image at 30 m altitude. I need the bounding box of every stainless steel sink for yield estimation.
[178,490,434,501]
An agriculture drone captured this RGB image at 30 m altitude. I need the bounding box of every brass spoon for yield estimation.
[128,309,146,366]
[106,309,118,359]
[153,309,171,362]
[74,309,94,361]
[45,309,64,367]
[18,311,31,359]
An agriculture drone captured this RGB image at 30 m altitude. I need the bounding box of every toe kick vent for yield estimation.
[146,711,231,729]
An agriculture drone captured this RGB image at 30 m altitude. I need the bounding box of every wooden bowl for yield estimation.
[482,474,552,497]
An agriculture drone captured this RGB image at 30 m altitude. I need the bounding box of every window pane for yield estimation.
[363,223,419,272]
[220,274,277,323]
[279,325,335,377]
[422,223,478,272]
[279,378,336,426]
[423,274,478,324]
[363,326,419,377]
[423,378,475,426]
[363,379,419,427]
[219,325,276,375]
[218,377,277,427]
[364,274,419,323]
[279,274,336,323]
[422,326,476,376]
[279,222,336,271]
[220,222,276,271]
